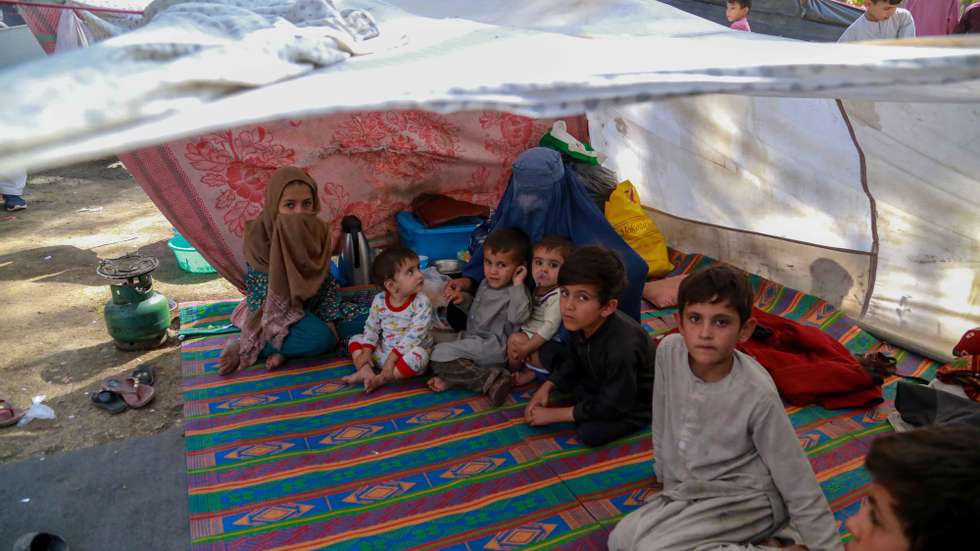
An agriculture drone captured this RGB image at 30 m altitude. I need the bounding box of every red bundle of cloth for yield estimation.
[738,309,882,409]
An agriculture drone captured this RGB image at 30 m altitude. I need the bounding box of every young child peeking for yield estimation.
[219,166,357,375]
[430,228,532,406]
[524,246,655,447]
[847,426,980,551]
[609,265,842,551]
[507,235,573,386]
[838,0,915,42]
[727,0,751,32]
[344,247,433,392]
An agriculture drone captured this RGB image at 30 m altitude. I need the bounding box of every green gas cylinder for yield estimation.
[97,254,171,350]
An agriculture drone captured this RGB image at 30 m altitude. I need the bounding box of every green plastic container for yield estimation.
[168,233,217,274]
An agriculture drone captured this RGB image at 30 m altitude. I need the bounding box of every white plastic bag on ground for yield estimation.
[17,395,56,427]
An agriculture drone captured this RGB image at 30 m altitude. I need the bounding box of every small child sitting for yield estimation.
[838,0,915,42]
[609,265,842,551]
[727,0,751,32]
[507,235,573,386]
[524,246,655,447]
[429,228,532,406]
[343,247,433,392]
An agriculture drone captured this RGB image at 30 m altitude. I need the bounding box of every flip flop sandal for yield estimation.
[90,389,128,414]
[484,371,513,408]
[131,364,157,386]
[0,399,25,427]
[102,376,155,408]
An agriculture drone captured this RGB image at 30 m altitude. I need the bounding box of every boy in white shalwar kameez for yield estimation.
[609,266,843,551]
[345,247,432,393]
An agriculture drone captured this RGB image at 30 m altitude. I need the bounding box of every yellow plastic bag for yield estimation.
[604,180,673,278]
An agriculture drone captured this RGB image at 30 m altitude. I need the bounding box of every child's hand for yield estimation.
[444,278,472,302]
[524,383,551,419]
[526,406,559,426]
[365,366,393,393]
[444,287,465,305]
[355,353,374,372]
[512,265,528,286]
[511,340,529,362]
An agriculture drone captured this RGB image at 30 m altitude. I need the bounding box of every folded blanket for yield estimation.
[738,308,882,409]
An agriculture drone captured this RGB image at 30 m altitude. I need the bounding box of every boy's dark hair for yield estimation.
[533,235,574,260]
[484,227,530,263]
[865,426,980,550]
[371,246,418,286]
[728,0,751,8]
[676,265,753,325]
[557,245,626,304]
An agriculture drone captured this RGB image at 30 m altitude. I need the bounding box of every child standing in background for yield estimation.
[344,247,433,392]
[727,0,752,32]
[430,228,532,406]
[838,0,915,42]
[507,235,573,386]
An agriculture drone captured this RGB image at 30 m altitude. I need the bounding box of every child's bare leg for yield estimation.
[506,332,529,372]
[341,364,374,384]
[510,345,541,386]
[218,339,241,375]
[365,353,407,393]
[342,349,374,384]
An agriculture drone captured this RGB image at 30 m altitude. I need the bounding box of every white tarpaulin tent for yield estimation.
[0,0,977,359]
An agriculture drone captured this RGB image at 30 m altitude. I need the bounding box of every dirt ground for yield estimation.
[0,159,237,464]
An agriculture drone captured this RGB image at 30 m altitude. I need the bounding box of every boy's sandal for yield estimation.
[102,376,155,408]
[485,371,513,408]
[90,390,128,414]
[0,399,25,427]
[131,364,157,386]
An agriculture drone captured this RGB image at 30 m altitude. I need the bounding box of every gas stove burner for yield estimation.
[96,253,159,280]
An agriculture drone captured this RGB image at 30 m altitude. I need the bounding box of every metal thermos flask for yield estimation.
[339,215,373,286]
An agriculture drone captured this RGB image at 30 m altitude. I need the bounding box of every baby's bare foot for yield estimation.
[365,372,392,393]
[512,369,537,387]
[265,353,286,370]
[342,365,374,385]
[218,340,241,376]
[427,376,450,392]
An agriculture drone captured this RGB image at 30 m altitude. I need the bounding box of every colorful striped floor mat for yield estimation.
[179,250,941,550]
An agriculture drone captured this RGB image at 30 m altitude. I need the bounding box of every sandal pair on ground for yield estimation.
[90,364,157,414]
[0,398,25,428]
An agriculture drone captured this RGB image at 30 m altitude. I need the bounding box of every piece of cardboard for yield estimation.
[0,25,46,69]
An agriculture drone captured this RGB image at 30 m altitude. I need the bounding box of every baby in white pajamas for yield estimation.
[344,247,433,392]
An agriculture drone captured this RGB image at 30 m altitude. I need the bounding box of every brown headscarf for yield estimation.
[234,166,332,371]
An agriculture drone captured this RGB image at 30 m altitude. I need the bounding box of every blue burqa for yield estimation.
[462,147,647,320]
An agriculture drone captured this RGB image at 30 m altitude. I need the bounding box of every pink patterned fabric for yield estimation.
[119,111,588,290]
[17,4,61,53]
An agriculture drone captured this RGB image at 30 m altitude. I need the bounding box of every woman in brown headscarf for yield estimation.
[219,166,350,375]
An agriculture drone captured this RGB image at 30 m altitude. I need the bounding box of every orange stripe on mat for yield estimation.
[184,387,430,436]
[183,359,353,391]
[559,451,650,481]
[267,474,562,551]
[816,456,865,482]
[189,418,525,495]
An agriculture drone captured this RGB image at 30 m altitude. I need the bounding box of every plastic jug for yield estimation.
[339,215,373,286]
